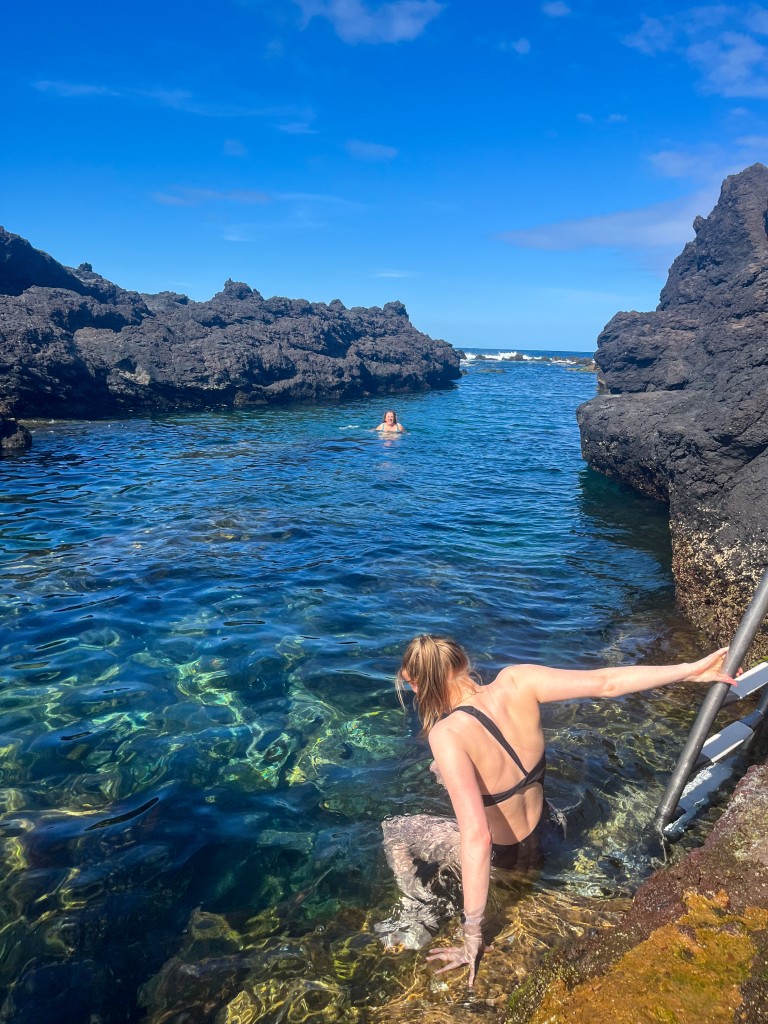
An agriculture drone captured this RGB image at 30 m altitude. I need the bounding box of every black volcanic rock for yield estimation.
[0,415,31,452]
[577,164,768,657]
[0,229,461,425]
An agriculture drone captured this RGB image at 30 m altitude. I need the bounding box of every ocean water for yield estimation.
[0,352,727,1022]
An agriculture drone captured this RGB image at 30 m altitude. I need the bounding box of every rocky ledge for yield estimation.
[577,164,768,659]
[507,763,768,1023]
[0,228,461,431]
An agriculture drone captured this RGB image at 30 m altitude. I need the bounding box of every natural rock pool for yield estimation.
[0,355,734,1022]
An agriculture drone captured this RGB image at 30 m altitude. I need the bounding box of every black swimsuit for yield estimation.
[450,705,547,870]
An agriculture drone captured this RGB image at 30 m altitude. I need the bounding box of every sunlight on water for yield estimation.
[0,357,730,1022]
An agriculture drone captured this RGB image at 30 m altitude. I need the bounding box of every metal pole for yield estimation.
[654,564,768,833]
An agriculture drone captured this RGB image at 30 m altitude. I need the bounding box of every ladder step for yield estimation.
[723,662,768,705]
[699,720,755,765]
[663,761,734,836]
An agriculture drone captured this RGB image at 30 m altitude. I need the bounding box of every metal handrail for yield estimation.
[654,565,768,833]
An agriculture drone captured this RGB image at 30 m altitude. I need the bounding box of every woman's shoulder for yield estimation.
[490,664,541,694]
[428,713,464,748]
[491,665,520,687]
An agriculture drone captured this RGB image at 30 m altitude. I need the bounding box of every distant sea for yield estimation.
[0,350,723,1022]
[460,346,594,363]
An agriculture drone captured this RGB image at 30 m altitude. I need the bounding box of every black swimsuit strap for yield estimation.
[484,752,546,805]
[451,705,528,775]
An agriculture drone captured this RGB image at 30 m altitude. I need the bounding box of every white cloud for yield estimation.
[345,139,399,159]
[746,5,768,33]
[687,31,768,97]
[35,80,121,98]
[279,121,319,133]
[623,6,768,98]
[498,187,719,254]
[576,112,593,122]
[500,37,531,54]
[224,139,248,156]
[647,149,711,178]
[623,16,674,55]
[542,1,571,16]
[296,0,444,43]
[607,112,628,122]
[735,133,768,146]
[646,139,768,185]
[33,78,312,122]
[152,188,271,206]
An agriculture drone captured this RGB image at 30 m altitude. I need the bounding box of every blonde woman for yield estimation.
[382,634,734,987]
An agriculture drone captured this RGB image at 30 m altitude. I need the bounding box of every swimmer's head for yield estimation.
[396,634,472,734]
[383,410,397,425]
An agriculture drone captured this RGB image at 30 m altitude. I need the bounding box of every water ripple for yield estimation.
[0,358,722,1022]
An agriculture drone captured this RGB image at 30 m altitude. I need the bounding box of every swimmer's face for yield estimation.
[384,412,396,425]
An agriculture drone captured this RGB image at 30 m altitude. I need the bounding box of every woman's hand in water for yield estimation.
[683,647,738,685]
[426,911,486,988]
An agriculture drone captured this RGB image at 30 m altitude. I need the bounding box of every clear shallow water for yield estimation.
[0,355,723,1022]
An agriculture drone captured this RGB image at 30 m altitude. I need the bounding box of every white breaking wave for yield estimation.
[462,350,546,362]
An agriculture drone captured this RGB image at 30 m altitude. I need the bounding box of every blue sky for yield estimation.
[3,1,768,350]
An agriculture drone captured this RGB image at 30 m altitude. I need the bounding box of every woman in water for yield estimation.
[375,410,405,433]
[383,635,734,986]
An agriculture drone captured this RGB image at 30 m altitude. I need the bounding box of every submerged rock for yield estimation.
[0,228,461,421]
[577,164,768,659]
[0,414,31,454]
[507,763,768,1023]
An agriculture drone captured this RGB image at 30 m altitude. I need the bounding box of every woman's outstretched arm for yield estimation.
[514,647,735,705]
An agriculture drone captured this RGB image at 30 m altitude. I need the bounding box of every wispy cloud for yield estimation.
[577,111,628,124]
[735,133,768,147]
[542,2,571,16]
[374,268,419,277]
[152,188,271,207]
[645,137,768,183]
[33,78,312,122]
[498,187,720,269]
[687,32,768,98]
[278,121,319,134]
[35,80,121,98]
[152,186,366,213]
[345,139,399,160]
[499,37,531,54]
[623,6,768,98]
[646,148,715,179]
[295,0,444,43]
[224,139,248,156]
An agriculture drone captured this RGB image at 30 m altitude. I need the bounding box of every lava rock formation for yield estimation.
[577,164,768,658]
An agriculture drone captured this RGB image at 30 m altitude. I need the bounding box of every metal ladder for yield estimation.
[654,567,768,836]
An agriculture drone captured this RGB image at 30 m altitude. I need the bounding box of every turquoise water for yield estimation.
[0,355,716,1022]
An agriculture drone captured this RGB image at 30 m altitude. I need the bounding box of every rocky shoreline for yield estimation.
[577,163,768,660]
[0,227,461,446]
[506,763,768,1023]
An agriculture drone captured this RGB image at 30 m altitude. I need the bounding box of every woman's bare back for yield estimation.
[443,669,545,843]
